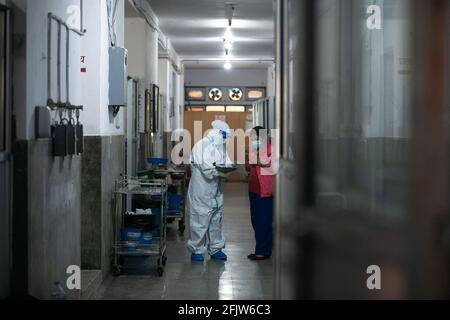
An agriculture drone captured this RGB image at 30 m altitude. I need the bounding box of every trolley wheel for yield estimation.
[157,267,164,277]
[179,221,185,234]
[112,265,122,277]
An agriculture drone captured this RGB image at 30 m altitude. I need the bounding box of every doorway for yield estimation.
[184,110,252,182]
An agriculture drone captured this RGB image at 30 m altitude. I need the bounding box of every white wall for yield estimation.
[158,59,170,131]
[124,18,146,79]
[26,0,82,140]
[23,0,126,138]
[81,0,125,136]
[125,13,163,157]
[267,64,276,97]
[158,58,183,129]
[174,68,183,130]
[125,17,159,84]
[184,68,268,88]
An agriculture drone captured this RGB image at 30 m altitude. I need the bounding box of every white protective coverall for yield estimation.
[187,122,232,255]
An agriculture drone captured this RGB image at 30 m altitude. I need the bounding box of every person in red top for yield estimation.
[246,126,274,261]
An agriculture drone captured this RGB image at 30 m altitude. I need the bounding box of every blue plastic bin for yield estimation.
[147,158,169,165]
[152,230,161,238]
[124,242,138,252]
[139,232,153,245]
[151,195,163,201]
[121,228,142,242]
[168,194,183,211]
[151,207,162,227]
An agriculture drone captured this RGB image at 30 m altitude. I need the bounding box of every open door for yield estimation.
[276,0,450,299]
[0,3,11,299]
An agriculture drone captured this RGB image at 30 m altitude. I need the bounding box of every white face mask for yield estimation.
[252,141,262,149]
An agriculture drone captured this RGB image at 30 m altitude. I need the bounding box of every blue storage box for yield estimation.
[124,242,138,252]
[151,207,162,238]
[151,195,163,201]
[152,230,161,238]
[147,158,169,165]
[139,232,153,245]
[168,194,183,211]
[121,228,142,241]
[152,207,162,226]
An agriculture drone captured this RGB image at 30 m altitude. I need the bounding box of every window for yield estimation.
[313,0,413,218]
[206,106,225,112]
[186,87,206,101]
[226,106,245,113]
[246,87,266,101]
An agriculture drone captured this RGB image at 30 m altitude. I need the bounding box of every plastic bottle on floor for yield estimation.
[51,281,66,300]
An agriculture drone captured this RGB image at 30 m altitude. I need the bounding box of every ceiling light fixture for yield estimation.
[224,61,232,70]
[224,40,233,51]
[225,4,236,27]
[223,4,237,64]
[223,23,234,57]
[224,26,233,40]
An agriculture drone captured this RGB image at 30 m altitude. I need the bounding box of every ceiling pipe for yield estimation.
[182,58,275,63]
[47,11,86,108]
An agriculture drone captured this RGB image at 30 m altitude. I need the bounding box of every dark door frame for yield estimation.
[0,3,12,299]
[276,0,450,299]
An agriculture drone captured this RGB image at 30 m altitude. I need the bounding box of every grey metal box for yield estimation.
[109,47,128,107]
[35,106,52,138]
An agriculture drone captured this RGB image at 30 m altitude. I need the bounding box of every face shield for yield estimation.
[220,130,231,142]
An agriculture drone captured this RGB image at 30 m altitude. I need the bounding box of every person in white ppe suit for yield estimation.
[187,120,233,262]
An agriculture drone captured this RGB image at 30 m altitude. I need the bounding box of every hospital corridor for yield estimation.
[1,0,450,307]
[100,183,274,300]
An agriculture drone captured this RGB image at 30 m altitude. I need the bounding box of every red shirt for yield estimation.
[246,144,274,198]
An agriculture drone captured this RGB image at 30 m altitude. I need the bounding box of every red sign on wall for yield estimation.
[80,56,86,73]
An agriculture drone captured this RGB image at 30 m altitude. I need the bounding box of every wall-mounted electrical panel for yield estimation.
[109,47,128,107]
[50,106,84,158]
[35,107,52,138]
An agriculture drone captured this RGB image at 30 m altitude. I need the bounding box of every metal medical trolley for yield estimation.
[112,176,168,277]
[153,167,187,234]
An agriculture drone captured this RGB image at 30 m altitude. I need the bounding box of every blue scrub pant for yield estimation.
[249,193,273,257]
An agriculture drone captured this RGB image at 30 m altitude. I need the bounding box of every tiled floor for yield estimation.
[100,183,274,300]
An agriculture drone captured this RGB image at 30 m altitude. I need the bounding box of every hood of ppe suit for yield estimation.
[209,120,231,146]
[211,120,231,135]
